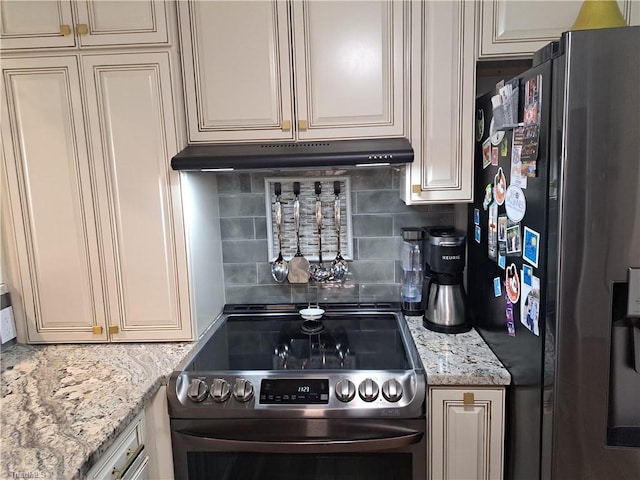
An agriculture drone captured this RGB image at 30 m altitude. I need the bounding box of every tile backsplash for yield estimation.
[216,167,456,305]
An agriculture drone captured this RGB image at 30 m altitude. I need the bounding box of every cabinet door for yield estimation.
[0,0,76,50]
[81,52,191,341]
[74,0,169,47]
[178,0,294,143]
[402,0,474,204]
[292,0,405,140]
[477,0,639,59]
[0,56,108,342]
[430,388,505,480]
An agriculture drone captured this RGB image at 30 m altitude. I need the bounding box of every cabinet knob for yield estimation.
[281,120,291,131]
[298,119,308,131]
[92,325,103,335]
[76,24,89,35]
[463,392,475,405]
[412,184,422,194]
[60,24,71,36]
[108,325,119,335]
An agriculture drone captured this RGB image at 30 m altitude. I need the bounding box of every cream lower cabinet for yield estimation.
[178,0,405,143]
[477,0,640,59]
[0,0,170,51]
[1,52,191,343]
[429,387,505,480]
[401,0,475,204]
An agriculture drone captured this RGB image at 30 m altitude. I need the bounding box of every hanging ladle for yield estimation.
[271,182,288,283]
[330,181,348,281]
[310,181,330,282]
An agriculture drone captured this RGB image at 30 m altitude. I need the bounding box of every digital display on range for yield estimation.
[259,379,329,404]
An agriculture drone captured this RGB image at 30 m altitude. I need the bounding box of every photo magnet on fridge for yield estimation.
[523,264,533,287]
[497,215,508,242]
[492,146,499,166]
[494,277,502,297]
[506,224,522,256]
[520,125,540,177]
[475,225,481,243]
[474,208,480,226]
[488,203,498,261]
[505,285,516,337]
[520,272,541,336]
[498,253,506,270]
[482,138,492,169]
[483,184,493,210]
[523,226,540,268]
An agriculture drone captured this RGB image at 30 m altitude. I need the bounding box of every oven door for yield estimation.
[171,418,426,480]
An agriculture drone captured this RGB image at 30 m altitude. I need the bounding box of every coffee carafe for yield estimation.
[423,227,471,333]
[400,227,425,316]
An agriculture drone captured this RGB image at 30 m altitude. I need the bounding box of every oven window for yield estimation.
[187,452,412,479]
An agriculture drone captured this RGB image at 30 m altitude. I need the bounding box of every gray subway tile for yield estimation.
[254,217,267,239]
[219,194,266,218]
[357,237,402,260]
[352,215,393,237]
[393,211,456,233]
[349,260,396,284]
[355,190,410,214]
[349,168,394,191]
[225,285,292,304]
[291,282,360,304]
[222,240,268,263]
[257,262,286,285]
[220,218,254,240]
[217,173,252,193]
[223,264,258,285]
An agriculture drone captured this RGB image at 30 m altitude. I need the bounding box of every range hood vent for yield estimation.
[171,137,413,171]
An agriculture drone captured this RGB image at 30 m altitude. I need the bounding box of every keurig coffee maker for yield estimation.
[423,227,471,333]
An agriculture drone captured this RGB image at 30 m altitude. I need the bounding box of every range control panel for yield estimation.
[260,378,329,404]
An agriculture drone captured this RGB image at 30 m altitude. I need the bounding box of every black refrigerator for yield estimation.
[468,27,640,480]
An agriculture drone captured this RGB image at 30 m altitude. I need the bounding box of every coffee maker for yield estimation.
[423,227,471,333]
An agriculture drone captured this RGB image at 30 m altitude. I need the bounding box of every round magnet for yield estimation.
[483,183,493,211]
[494,167,507,206]
[505,263,521,304]
[476,109,485,141]
[491,129,505,146]
[505,185,526,222]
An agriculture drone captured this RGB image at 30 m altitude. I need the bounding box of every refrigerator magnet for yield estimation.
[506,224,522,256]
[523,264,533,286]
[491,129,505,146]
[505,185,526,222]
[520,271,541,336]
[520,125,540,177]
[499,135,509,159]
[492,146,499,166]
[488,203,498,261]
[494,277,502,297]
[494,168,507,205]
[497,215,508,242]
[504,288,516,337]
[522,226,540,267]
[483,184,493,210]
[475,109,484,141]
[474,208,480,225]
[475,225,481,243]
[510,128,528,189]
[506,263,521,304]
[498,253,506,270]
[482,138,492,169]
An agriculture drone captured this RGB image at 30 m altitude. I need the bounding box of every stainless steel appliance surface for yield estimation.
[168,302,427,480]
[470,27,640,480]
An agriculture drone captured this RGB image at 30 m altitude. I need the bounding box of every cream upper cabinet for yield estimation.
[0,0,169,51]
[477,0,640,59]
[292,0,405,140]
[0,56,108,342]
[429,387,505,480]
[179,0,406,143]
[1,53,191,343]
[402,0,475,204]
[178,1,295,142]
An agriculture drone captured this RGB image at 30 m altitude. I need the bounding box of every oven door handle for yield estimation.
[173,430,423,453]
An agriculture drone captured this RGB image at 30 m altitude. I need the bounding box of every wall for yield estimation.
[212,166,456,305]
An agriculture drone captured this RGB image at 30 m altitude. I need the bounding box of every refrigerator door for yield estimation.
[551,26,640,479]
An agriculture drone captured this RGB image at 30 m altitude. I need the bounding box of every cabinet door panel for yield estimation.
[293,0,404,139]
[0,56,107,342]
[179,0,294,142]
[82,52,191,341]
[478,0,638,59]
[403,0,474,204]
[75,0,169,47]
[430,388,505,480]
[0,0,76,50]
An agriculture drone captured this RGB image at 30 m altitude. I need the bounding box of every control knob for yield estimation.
[186,378,209,403]
[335,379,356,402]
[210,378,231,403]
[358,378,379,402]
[233,378,254,402]
[382,379,403,402]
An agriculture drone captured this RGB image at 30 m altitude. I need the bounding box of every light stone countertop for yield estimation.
[404,315,511,386]
[0,342,196,480]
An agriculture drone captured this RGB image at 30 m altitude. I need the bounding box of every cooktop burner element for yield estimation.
[168,303,425,419]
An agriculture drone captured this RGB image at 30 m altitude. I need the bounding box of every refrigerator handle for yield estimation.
[632,320,640,374]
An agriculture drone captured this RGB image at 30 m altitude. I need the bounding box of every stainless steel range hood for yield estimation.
[170,137,413,171]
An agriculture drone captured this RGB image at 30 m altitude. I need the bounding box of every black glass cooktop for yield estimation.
[185,308,411,372]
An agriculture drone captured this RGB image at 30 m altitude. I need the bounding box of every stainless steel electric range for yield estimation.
[168,303,426,480]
